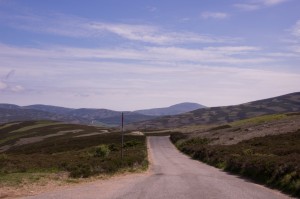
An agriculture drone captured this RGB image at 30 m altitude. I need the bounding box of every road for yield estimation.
[25,136,291,199]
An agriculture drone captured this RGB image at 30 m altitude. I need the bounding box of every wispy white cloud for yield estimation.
[284,20,300,55]
[0,42,283,104]
[201,12,229,19]
[289,46,300,54]
[0,56,298,109]
[261,0,290,6]
[266,52,300,57]
[234,4,260,11]
[0,2,298,109]
[147,6,157,12]
[0,80,7,90]
[0,41,298,109]
[0,43,271,65]
[234,0,290,11]
[0,70,24,92]
[0,12,237,45]
[87,22,232,44]
[291,20,300,37]
[203,46,261,54]
[179,17,191,22]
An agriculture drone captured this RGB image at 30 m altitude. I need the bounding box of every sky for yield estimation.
[0,0,299,111]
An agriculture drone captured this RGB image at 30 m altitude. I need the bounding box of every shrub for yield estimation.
[170,132,187,143]
[69,164,91,178]
[108,143,118,151]
[209,125,231,131]
[124,140,140,148]
[0,154,8,161]
[94,145,110,158]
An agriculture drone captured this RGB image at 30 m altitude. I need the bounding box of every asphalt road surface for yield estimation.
[25,136,291,199]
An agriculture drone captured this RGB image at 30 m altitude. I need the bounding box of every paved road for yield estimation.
[25,136,291,199]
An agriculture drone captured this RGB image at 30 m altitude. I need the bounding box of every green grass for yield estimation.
[0,122,20,130]
[0,131,40,145]
[10,121,62,133]
[170,130,300,197]
[230,113,287,126]
[0,172,52,186]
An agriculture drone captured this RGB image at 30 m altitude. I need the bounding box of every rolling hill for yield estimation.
[134,102,206,116]
[0,120,147,195]
[0,102,199,126]
[0,105,90,125]
[0,104,151,126]
[127,92,300,130]
[24,104,74,114]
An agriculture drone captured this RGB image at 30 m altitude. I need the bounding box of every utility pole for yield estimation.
[121,112,124,161]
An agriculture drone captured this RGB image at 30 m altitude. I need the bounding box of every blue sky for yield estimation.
[0,0,299,110]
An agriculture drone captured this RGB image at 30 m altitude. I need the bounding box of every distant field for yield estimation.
[170,115,300,197]
[0,121,147,187]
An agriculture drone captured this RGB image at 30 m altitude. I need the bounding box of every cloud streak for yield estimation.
[291,20,300,38]
[0,43,271,65]
[201,12,229,19]
[0,12,237,45]
[234,0,290,11]
[0,56,299,109]
[0,70,24,92]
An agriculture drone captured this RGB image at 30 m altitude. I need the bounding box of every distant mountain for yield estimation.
[0,104,21,109]
[68,108,120,119]
[98,112,155,126]
[135,102,206,116]
[127,92,300,130]
[0,104,89,124]
[24,104,74,114]
[0,102,206,126]
[0,104,155,126]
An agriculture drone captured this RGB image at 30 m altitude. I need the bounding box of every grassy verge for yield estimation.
[170,130,300,197]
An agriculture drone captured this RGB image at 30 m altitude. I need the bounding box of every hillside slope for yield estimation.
[0,120,147,197]
[0,107,88,124]
[24,104,74,114]
[0,104,154,126]
[135,102,205,116]
[128,92,300,130]
[0,102,204,126]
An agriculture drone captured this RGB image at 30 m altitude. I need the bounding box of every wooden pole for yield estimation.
[121,112,124,161]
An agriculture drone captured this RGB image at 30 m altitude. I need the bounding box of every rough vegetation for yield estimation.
[180,113,300,146]
[170,114,300,197]
[128,92,300,130]
[0,121,147,186]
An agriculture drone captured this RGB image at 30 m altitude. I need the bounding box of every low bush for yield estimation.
[209,124,232,131]
[94,144,110,158]
[69,164,91,178]
[124,140,141,148]
[169,132,187,143]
